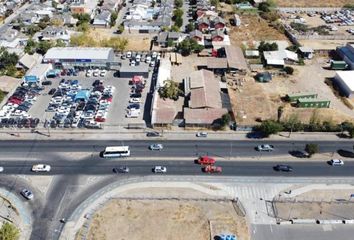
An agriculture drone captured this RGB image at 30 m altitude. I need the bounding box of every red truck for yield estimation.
[203,165,222,173]
[198,156,216,165]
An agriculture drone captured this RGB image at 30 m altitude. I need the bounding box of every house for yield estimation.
[183,69,228,127]
[93,10,112,28]
[0,27,28,48]
[35,26,70,43]
[156,32,183,47]
[190,30,203,44]
[263,50,299,66]
[211,29,224,42]
[337,43,354,70]
[298,47,314,59]
[224,46,248,71]
[17,53,43,70]
[197,17,210,32]
[102,0,123,12]
[52,13,78,26]
[211,16,226,30]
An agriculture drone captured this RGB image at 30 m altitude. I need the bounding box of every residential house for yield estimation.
[35,26,70,44]
[197,17,209,32]
[183,69,228,128]
[190,29,203,45]
[51,13,78,26]
[93,10,111,28]
[211,29,224,42]
[211,16,225,30]
[156,32,183,47]
[0,27,28,49]
[102,0,123,12]
[263,50,299,66]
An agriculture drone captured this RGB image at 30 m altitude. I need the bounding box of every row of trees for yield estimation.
[172,7,184,31]
[24,39,66,55]
[70,33,128,51]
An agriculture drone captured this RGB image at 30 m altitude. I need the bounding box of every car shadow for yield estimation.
[337,149,354,158]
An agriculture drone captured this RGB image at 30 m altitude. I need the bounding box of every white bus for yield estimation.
[103,146,130,158]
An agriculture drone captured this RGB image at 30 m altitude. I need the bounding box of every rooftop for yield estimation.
[336,70,354,91]
[44,47,114,60]
[224,46,248,70]
[184,108,228,124]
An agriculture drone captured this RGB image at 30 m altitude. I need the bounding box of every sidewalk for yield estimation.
[0,128,350,141]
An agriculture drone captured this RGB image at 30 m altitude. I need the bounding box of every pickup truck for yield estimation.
[197,156,216,165]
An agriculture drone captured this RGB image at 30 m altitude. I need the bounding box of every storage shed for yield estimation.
[296,98,330,108]
[286,93,318,103]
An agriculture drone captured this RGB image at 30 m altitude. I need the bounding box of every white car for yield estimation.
[31,164,51,172]
[149,144,163,151]
[150,61,155,67]
[256,144,274,152]
[100,70,107,77]
[196,132,208,137]
[129,98,141,103]
[86,70,92,77]
[130,60,136,66]
[330,159,344,166]
[153,166,167,173]
[0,166,4,172]
[127,51,132,58]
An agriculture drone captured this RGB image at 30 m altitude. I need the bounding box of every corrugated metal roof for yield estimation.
[184,107,228,124]
[225,46,248,70]
[44,47,114,60]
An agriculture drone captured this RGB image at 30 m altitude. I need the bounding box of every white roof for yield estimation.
[44,47,113,60]
[105,146,129,152]
[336,71,354,91]
[26,63,52,77]
[266,59,284,66]
[157,59,171,88]
[263,50,298,62]
[299,47,314,53]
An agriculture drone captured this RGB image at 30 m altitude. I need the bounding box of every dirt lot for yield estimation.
[228,13,287,46]
[275,0,353,7]
[85,199,249,240]
[230,56,354,125]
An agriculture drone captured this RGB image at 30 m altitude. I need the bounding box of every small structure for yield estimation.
[255,72,272,82]
[92,10,111,28]
[330,60,348,70]
[334,71,354,98]
[286,93,318,103]
[233,14,241,26]
[296,98,330,108]
[17,53,42,70]
[119,63,149,78]
[263,50,299,66]
[245,50,260,58]
[24,63,52,84]
[336,43,354,70]
[298,47,314,59]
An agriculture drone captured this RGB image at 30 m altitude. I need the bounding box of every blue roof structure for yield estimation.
[74,90,90,102]
[338,46,354,62]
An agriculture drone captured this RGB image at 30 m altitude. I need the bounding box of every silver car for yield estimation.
[21,189,34,200]
[149,144,163,151]
[256,144,274,152]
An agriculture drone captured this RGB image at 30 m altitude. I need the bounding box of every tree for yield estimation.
[177,38,204,56]
[186,23,195,32]
[170,25,180,32]
[52,0,58,8]
[258,0,276,12]
[284,66,294,75]
[0,222,20,240]
[174,17,183,28]
[173,8,184,18]
[158,80,182,100]
[258,41,278,52]
[110,12,118,27]
[51,18,64,27]
[277,106,284,122]
[305,143,319,157]
[0,47,19,68]
[221,113,231,127]
[117,24,124,34]
[55,39,66,47]
[36,41,53,55]
[210,0,219,8]
[26,24,41,36]
[77,22,90,32]
[257,120,283,137]
[174,0,183,8]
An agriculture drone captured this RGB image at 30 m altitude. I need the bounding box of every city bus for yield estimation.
[102,146,130,158]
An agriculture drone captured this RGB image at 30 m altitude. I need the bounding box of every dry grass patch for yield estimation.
[275,0,353,7]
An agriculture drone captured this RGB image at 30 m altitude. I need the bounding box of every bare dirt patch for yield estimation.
[275,0,353,7]
[121,33,152,51]
[86,199,249,240]
[228,14,287,46]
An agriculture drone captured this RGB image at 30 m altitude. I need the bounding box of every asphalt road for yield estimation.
[0,139,353,240]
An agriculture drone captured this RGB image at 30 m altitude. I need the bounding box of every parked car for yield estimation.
[21,189,34,200]
[256,144,274,152]
[196,132,208,137]
[146,131,160,137]
[48,88,56,95]
[42,81,52,86]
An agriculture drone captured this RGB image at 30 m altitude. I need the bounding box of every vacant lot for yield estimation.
[86,199,249,240]
[229,14,287,46]
[275,0,353,7]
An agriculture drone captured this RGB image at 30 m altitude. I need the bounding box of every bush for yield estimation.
[284,66,294,75]
[305,143,319,157]
[0,222,20,240]
[256,120,283,137]
[258,41,278,52]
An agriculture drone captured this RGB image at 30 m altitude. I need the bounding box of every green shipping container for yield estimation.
[286,93,318,103]
[330,61,348,70]
[296,98,330,108]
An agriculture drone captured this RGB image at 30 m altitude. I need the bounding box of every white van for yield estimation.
[126,109,140,118]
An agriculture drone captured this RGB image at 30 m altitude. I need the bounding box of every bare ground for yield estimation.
[275,0,353,7]
[85,199,249,240]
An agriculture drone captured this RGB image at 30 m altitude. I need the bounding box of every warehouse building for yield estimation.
[334,71,354,98]
[337,43,354,70]
[43,47,115,69]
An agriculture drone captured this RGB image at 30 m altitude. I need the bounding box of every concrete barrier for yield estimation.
[278,220,292,225]
[290,219,317,224]
[343,220,354,224]
[317,220,344,224]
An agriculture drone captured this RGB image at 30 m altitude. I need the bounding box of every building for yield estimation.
[183,69,228,128]
[35,26,71,44]
[298,47,314,59]
[43,47,115,69]
[190,30,203,44]
[156,32,183,47]
[334,71,354,98]
[119,63,149,78]
[224,46,248,71]
[337,43,354,70]
[17,53,43,70]
[156,59,171,87]
[286,93,318,103]
[296,98,330,108]
[233,14,241,26]
[263,50,299,66]
[24,63,52,84]
[92,10,111,28]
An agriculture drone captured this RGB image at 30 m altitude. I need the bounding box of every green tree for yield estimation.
[210,0,219,8]
[5,65,17,77]
[158,80,182,100]
[170,25,180,32]
[177,38,204,56]
[173,8,184,18]
[117,24,124,34]
[52,0,58,8]
[77,22,90,32]
[26,24,41,36]
[257,120,284,137]
[36,41,53,55]
[186,23,195,32]
[174,0,183,8]
[0,222,20,240]
[174,17,183,28]
[305,143,319,157]
[55,39,66,47]
[284,66,294,75]
[221,113,231,127]
[110,12,118,27]
[0,47,19,68]
[258,41,278,52]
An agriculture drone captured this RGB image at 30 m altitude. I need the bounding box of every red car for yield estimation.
[95,117,106,122]
[203,165,222,173]
[197,156,216,165]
